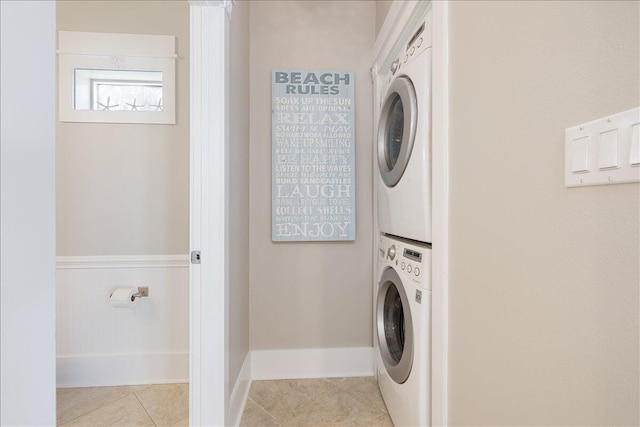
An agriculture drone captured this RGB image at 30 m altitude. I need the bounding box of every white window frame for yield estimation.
[58,31,176,124]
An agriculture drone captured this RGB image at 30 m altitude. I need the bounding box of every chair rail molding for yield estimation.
[56,254,189,270]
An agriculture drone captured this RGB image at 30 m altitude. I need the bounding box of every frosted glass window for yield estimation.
[58,31,176,124]
[74,69,163,112]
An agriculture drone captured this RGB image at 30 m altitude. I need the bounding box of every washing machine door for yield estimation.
[377,76,417,188]
[377,267,414,384]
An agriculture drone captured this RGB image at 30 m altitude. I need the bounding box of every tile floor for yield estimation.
[240,377,393,427]
[56,383,188,426]
[57,377,391,427]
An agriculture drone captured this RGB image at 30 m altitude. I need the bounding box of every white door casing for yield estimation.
[189,1,231,425]
[430,3,450,425]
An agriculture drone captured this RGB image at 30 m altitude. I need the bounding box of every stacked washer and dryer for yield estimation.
[375,14,433,427]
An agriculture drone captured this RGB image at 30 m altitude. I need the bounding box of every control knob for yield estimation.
[387,245,397,261]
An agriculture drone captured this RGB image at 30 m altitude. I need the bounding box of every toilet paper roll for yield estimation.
[110,288,136,308]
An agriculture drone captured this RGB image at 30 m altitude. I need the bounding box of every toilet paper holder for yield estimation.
[109,286,149,302]
[132,286,149,301]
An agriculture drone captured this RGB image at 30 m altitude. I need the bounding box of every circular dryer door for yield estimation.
[377,267,413,384]
[377,76,417,188]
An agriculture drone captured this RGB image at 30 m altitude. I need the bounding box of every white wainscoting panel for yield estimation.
[251,347,374,380]
[56,255,189,387]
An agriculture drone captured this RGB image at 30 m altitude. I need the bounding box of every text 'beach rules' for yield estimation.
[271,70,356,242]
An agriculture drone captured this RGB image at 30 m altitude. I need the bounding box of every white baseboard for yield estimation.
[251,347,373,380]
[228,352,252,427]
[56,352,189,388]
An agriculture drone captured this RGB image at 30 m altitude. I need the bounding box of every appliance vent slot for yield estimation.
[407,23,425,50]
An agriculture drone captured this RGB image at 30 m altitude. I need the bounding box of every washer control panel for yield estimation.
[379,234,432,290]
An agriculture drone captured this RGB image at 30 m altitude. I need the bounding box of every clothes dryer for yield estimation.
[375,234,431,426]
[377,17,432,243]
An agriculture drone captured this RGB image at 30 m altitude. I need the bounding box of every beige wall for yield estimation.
[249,1,375,350]
[56,0,189,256]
[448,1,639,425]
[375,0,393,39]
[228,0,251,397]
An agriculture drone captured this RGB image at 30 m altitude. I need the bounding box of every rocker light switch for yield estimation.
[631,124,640,166]
[565,107,640,187]
[571,137,590,173]
[598,129,619,170]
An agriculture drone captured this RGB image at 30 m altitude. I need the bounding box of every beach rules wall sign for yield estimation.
[271,70,355,242]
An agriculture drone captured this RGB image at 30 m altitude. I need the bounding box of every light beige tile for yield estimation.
[239,399,281,427]
[323,377,347,384]
[135,383,189,427]
[57,386,132,425]
[248,379,291,403]
[337,376,389,413]
[244,377,393,427]
[248,380,315,426]
[335,376,377,389]
[372,412,395,427]
[171,415,190,427]
[295,388,378,427]
[128,384,152,395]
[287,378,343,401]
[60,394,154,427]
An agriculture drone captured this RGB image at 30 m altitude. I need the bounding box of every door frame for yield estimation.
[189,1,231,425]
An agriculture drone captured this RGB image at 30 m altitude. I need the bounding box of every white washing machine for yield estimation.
[377,16,432,244]
[376,234,431,427]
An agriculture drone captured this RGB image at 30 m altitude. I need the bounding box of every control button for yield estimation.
[404,54,408,63]
[410,46,415,55]
[407,265,412,273]
[390,59,400,75]
[387,245,396,261]
[401,262,406,270]
[417,37,422,48]
[414,267,420,276]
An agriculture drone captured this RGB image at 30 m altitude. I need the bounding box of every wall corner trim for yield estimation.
[251,347,374,381]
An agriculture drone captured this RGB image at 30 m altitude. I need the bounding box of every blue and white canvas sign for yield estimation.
[272,70,356,242]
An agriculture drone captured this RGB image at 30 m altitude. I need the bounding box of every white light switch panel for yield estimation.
[565,107,640,187]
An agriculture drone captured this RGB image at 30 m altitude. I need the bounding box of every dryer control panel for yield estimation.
[379,234,432,290]
[400,22,431,70]
[381,18,433,98]
[388,20,432,78]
